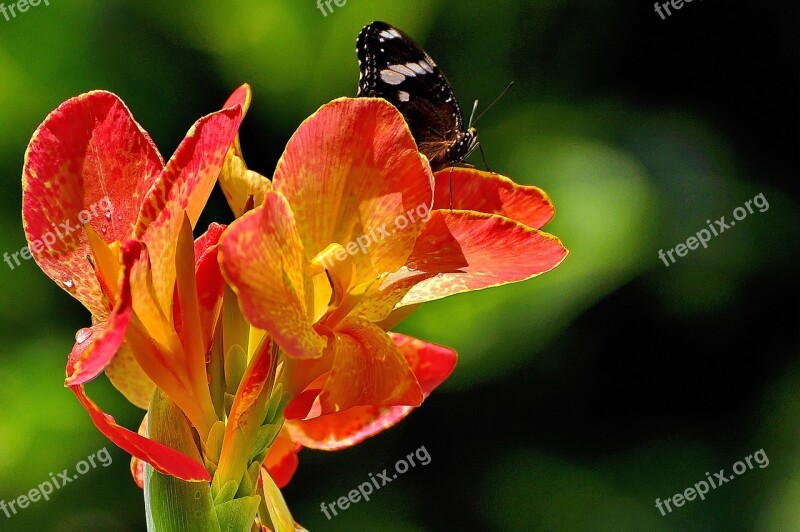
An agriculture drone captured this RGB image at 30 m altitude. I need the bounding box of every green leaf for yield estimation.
[260,468,299,532]
[143,390,220,532]
[214,495,261,532]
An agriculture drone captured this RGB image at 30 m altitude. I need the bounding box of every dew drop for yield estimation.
[100,224,108,234]
[104,211,112,221]
[436,272,444,279]
[75,328,92,344]
[63,278,75,290]
[116,213,123,221]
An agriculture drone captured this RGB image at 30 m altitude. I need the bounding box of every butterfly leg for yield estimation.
[449,164,454,210]
[479,143,496,174]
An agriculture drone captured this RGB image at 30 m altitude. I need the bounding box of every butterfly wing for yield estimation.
[356,21,469,171]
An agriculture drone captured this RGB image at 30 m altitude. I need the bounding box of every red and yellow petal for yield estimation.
[375,210,568,312]
[317,319,422,414]
[263,427,302,488]
[22,91,163,316]
[286,334,455,450]
[273,98,433,283]
[130,415,149,488]
[194,223,227,354]
[71,385,210,482]
[64,240,141,386]
[134,95,244,314]
[219,191,327,359]
[432,168,555,229]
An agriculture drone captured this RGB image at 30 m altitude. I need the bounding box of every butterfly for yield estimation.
[356,21,479,172]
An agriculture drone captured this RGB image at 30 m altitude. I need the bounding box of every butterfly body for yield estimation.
[356,21,479,172]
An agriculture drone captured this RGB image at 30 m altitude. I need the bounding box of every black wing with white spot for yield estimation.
[356,21,475,171]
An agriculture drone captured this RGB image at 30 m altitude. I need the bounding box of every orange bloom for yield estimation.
[22,86,248,481]
[218,97,568,486]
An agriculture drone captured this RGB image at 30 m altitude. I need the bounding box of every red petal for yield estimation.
[274,98,433,284]
[22,91,163,316]
[432,168,555,229]
[263,428,301,488]
[194,223,226,354]
[71,385,210,481]
[287,334,456,450]
[374,210,568,312]
[134,100,243,313]
[65,240,141,385]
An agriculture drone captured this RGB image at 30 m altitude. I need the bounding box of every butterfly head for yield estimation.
[454,126,480,163]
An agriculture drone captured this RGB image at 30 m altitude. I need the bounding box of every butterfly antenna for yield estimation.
[467,99,479,129]
[472,81,515,126]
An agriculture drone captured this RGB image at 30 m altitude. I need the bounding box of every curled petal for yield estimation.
[373,210,568,313]
[220,143,272,218]
[134,97,244,314]
[22,90,163,315]
[274,97,433,283]
[219,191,327,359]
[432,168,555,229]
[318,319,422,414]
[65,240,141,386]
[70,385,210,481]
[263,428,301,488]
[287,334,455,450]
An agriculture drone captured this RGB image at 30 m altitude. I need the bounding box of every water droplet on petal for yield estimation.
[100,224,108,234]
[75,328,92,344]
[436,272,444,279]
[116,213,123,221]
[104,211,112,221]
[63,278,75,289]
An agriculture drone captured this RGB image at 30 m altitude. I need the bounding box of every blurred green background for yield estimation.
[0,1,797,530]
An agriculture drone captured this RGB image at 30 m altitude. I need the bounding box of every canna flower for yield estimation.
[218,97,568,486]
[22,85,248,481]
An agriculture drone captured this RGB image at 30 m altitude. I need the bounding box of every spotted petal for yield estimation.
[22,90,163,316]
[64,240,141,386]
[134,93,245,314]
[219,191,327,359]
